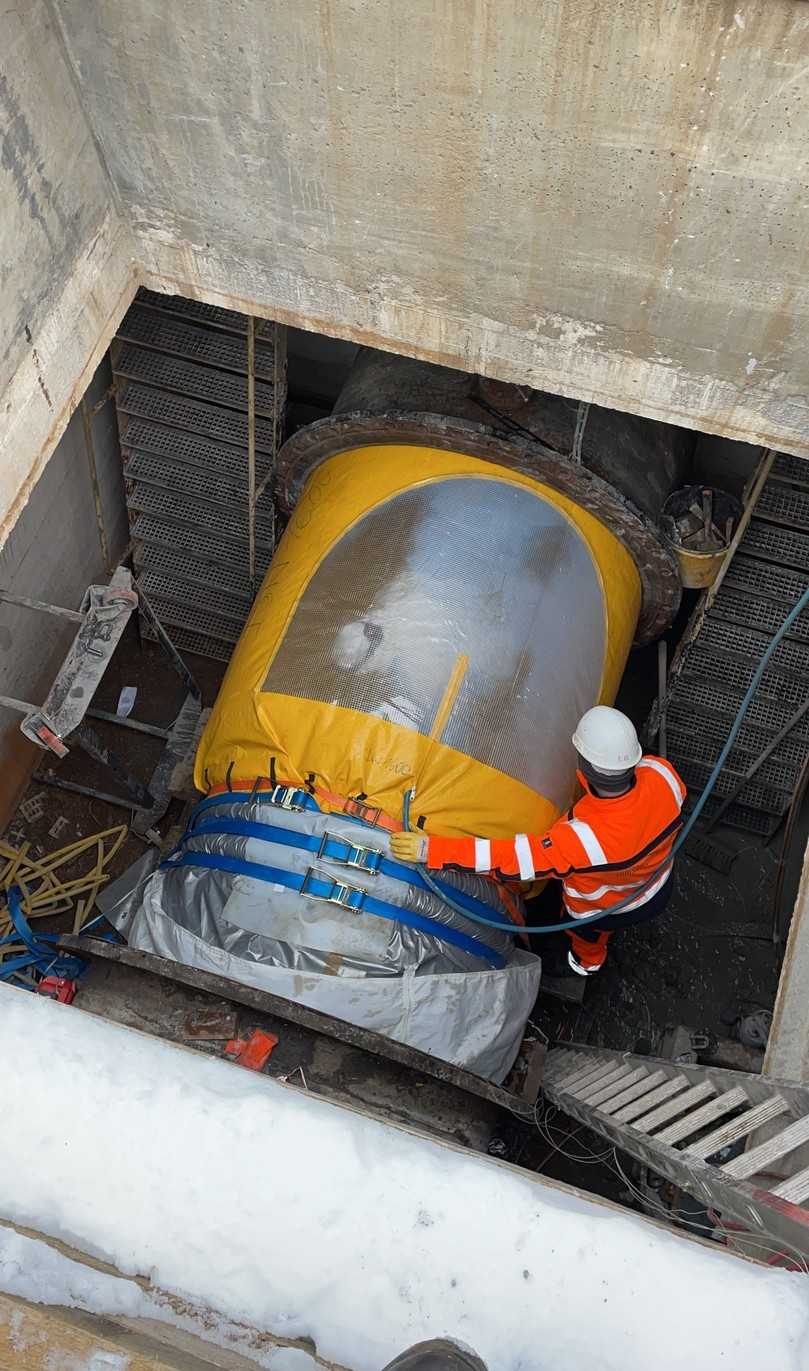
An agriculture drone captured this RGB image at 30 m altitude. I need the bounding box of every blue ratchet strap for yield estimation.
[0,886,87,984]
[183,816,514,929]
[161,850,504,968]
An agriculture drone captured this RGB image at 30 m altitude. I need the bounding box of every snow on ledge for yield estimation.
[2,985,809,1371]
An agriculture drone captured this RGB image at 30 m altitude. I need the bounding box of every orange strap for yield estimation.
[204,776,405,832]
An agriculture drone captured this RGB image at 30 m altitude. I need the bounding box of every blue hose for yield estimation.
[405,580,809,935]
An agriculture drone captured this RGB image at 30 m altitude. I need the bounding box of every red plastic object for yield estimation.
[37,976,78,1004]
[224,1028,279,1071]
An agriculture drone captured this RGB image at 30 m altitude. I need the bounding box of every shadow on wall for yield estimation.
[0,357,128,830]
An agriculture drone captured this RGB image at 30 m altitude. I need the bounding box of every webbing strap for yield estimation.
[161,850,504,968]
[184,814,513,930]
[192,787,319,821]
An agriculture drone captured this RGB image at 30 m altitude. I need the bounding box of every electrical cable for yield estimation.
[0,826,127,984]
[403,579,809,935]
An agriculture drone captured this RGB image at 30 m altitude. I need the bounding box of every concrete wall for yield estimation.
[0,358,127,829]
[49,0,809,463]
[0,2,134,544]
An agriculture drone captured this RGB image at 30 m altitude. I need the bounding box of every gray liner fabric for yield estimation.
[109,797,541,1081]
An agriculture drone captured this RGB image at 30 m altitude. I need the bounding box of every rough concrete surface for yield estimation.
[0,357,128,828]
[0,2,136,541]
[48,0,809,462]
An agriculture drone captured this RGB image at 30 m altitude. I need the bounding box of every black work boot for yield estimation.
[381,1338,488,1371]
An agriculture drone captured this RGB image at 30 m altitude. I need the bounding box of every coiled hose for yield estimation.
[404,580,809,935]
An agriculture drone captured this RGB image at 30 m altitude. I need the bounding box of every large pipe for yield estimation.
[124,354,691,1079]
[197,353,690,835]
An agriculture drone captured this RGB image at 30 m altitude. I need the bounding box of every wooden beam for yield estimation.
[0,1291,230,1371]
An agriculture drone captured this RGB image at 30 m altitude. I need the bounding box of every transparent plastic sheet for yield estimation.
[262,478,605,808]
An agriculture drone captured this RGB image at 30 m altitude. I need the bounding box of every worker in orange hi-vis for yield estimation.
[391,706,686,978]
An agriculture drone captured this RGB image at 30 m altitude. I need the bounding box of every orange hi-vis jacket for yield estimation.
[426,756,686,919]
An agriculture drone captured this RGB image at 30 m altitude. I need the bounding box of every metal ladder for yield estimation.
[544,1044,809,1258]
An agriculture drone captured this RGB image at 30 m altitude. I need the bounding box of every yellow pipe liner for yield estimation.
[196,446,641,838]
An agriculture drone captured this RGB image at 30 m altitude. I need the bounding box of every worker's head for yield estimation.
[572,706,642,797]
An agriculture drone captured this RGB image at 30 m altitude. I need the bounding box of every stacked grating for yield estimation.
[660,453,809,836]
[113,290,286,661]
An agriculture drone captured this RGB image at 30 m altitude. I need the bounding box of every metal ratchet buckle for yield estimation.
[301,867,366,912]
[342,797,383,827]
[317,830,384,875]
[268,784,307,812]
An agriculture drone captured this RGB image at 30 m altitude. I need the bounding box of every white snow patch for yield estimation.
[0,1225,317,1370]
[2,988,809,1371]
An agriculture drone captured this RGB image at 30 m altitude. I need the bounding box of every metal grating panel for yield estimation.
[125,450,275,522]
[666,704,809,765]
[665,728,805,791]
[138,569,250,625]
[675,673,809,734]
[679,646,803,705]
[685,793,777,837]
[127,484,274,545]
[114,345,279,418]
[116,292,284,663]
[132,513,273,574]
[724,554,809,607]
[137,585,241,645]
[120,417,271,483]
[742,520,809,572]
[678,758,795,811]
[137,288,278,340]
[697,617,809,680]
[711,585,809,644]
[133,543,253,602]
[117,383,277,452]
[755,483,809,532]
[141,618,234,664]
[118,306,278,380]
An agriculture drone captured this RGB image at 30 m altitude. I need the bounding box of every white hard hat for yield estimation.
[572,706,642,773]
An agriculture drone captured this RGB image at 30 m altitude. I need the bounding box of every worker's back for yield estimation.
[560,755,686,916]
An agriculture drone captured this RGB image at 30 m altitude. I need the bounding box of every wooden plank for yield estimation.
[0,1291,221,1371]
[59,935,525,1115]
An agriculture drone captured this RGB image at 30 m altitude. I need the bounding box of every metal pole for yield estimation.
[0,591,83,623]
[86,707,170,739]
[71,722,155,808]
[247,315,257,589]
[81,397,112,576]
[657,639,668,759]
[36,770,148,813]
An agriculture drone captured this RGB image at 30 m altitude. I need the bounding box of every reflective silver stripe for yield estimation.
[564,881,635,901]
[564,862,672,917]
[566,817,607,866]
[638,757,685,808]
[474,837,492,872]
[514,834,534,880]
